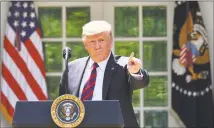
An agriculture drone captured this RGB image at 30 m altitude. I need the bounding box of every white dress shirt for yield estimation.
[78,53,111,100]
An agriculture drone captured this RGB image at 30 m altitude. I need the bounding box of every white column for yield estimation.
[199,1,214,103]
[1,2,11,128]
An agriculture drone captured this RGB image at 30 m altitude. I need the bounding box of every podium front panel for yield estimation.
[12,100,124,128]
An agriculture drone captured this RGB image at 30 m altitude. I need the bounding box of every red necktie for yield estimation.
[81,63,98,100]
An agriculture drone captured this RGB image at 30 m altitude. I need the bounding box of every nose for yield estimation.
[95,41,100,49]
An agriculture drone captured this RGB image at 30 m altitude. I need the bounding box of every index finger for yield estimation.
[129,52,134,60]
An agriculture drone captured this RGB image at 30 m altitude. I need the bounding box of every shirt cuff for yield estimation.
[129,69,144,79]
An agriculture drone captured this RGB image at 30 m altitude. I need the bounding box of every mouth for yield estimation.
[94,50,104,54]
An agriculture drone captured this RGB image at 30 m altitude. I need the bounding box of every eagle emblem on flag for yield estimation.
[172,11,210,83]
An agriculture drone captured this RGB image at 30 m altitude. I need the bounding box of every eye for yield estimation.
[98,39,105,43]
[191,33,196,38]
[89,41,95,44]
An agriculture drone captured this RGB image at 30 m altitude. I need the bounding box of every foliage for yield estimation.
[115,41,139,58]
[115,7,139,37]
[143,6,167,37]
[143,41,167,71]
[66,7,90,37]
[44,42,62,72]
[38,8,62,37]
[46,76,61,100]
[144,110,168,127]
[144,77,168,106]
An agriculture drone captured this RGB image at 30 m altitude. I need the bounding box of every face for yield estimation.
[83,31,112,62]
[190,31,206,52]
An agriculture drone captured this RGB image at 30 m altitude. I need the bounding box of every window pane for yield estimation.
[144,76,168,106]
[115,41,139,58]
[144,110,168,127]
[44,42,62,72]
[143,41,167,71]
[38,7,62,37]
[66,42,88,61]
[46,76,61,100]
[115,7,139,37]
[134,110,140,126]
[143,6,166,37]
[132,90,140,107]
[66,7,90,37]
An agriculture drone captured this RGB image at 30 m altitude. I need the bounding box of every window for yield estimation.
[35,2,102,99]
[104,2,173,127]
[36,1,173,127]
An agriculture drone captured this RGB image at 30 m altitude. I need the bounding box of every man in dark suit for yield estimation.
[59,20,149,127]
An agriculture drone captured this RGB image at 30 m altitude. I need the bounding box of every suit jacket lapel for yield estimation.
[72,57,89,97]
[102,53,117,100]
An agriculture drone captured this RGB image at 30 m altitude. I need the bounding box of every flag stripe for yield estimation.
[2,64,27,100]
[181,49,186,55]
[30,30,44,60]
[180,55,186,61]
[3,49,38,101]
[36,28,41,38]
[0,103,12,125]
[24,37,45,78]
[4,36,46,100]
[1,92,14,118]
[1,78,19,109]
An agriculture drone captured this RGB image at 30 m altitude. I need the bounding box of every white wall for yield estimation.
[199,2,214,104]
[0,1,213,127]
[1,2,11,128]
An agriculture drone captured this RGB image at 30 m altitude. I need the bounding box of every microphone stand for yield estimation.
[64,56,69,94]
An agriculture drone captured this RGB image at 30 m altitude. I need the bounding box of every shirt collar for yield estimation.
[88,52,111,71]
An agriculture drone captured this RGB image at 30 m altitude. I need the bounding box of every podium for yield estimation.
[12,100,124,128]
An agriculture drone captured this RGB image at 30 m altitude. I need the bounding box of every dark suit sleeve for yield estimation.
[128,68,150,90]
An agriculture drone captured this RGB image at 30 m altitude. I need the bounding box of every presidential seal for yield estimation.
[51,94,85,128]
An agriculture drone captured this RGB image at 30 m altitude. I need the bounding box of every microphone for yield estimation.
[59,46,71,95]
[63,47,71,60]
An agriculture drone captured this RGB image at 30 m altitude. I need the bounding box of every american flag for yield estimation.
[1,1,47,124]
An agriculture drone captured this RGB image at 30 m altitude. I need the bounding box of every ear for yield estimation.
[110,42,112,48]
[83,41,88,50]
[109,32,113,48]
[110,39,113,48]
